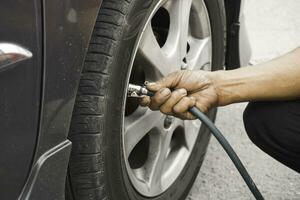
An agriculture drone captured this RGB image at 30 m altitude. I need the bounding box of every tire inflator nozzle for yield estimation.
[127,83,154,97]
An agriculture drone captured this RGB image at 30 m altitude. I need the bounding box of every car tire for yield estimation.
[66,0,226,199]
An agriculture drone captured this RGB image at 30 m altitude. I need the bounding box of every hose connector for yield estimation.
[127,83,154,97]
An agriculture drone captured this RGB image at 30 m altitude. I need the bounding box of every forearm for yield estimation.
[211,48,300,105]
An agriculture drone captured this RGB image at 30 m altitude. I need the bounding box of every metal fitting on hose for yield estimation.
[127,83,154,97]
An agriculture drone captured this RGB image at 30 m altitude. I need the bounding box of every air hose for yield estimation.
[127,84,264,200]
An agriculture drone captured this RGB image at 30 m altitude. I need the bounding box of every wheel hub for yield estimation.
[123,0,212,197]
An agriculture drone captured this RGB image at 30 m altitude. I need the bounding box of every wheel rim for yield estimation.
[122,0,212,197]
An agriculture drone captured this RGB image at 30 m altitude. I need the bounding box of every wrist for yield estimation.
[207,70,234,106]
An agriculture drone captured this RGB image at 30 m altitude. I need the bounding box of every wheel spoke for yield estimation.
[186,36,212,70]
[137,24,172,78]
[124,108,164,157]
[163,0,193,64]
[147,118,183,191]
[148,129,172,191]
[184,120,201,151]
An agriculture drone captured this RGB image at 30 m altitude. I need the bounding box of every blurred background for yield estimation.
[188,0,300,199]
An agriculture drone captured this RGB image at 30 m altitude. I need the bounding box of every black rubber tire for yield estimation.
[66,0,226,199]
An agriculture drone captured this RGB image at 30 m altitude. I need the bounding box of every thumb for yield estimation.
[146,71,182,91]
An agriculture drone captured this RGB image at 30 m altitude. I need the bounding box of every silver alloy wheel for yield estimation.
[123,0,212,197]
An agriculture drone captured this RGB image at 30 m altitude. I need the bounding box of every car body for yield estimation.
[0,0,250,199]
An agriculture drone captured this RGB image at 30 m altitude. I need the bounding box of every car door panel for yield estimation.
[0,0,43,199]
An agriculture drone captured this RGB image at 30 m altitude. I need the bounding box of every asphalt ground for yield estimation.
[187,0,300,199]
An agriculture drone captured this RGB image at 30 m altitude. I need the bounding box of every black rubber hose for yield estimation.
[189,107,264,200]
[138,85,264,199]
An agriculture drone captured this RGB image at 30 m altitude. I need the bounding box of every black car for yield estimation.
[0,0,250,199]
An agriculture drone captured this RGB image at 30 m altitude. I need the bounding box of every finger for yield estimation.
[139,96,150,107]
[195,100,209,113]
[173,96,196,114]
[175,111,197,120]
[160,89,187,115]
[188,94,210,113]
[146,71,183,91]
[172,97,196,120]
[149,88,171,111]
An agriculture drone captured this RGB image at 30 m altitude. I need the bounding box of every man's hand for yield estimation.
[139,47,300,119]
[140,70,220,120]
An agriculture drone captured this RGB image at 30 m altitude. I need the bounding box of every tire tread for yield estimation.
[66,0,131,199]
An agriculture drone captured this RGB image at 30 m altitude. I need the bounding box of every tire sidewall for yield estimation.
[103,0,225,199]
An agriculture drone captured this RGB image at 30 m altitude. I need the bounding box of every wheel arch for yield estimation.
[19,0,104,199]
[224,0,251,69]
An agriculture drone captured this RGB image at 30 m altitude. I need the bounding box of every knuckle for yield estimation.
[196,101,207,112]
[152,96,162,104]
[151,97,159,105]
[183,114,190,120]
[170,90,179,96]
[171,90,185,98]
[148,105,155,111]
[172,106,181,114]
[182,114,190,120]
[160,106,172,115]
[157,88,171,99]
[186,112,194,120]
[149,102,158,111]
[139,98,149,106]
[188,115,196,120]
[200,106,208,113]
[183,96,190,102]
[174,113,184,120]
[203,107,209,113]
[178,88,187,95]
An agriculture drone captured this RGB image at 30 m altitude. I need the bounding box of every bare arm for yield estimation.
[213,47,300,105]
[140,47,300,119]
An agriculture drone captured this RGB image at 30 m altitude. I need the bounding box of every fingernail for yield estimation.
[190,96,196,100]
[161,88,170,96]
[178,88,187,95]
[147,82,156,86]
